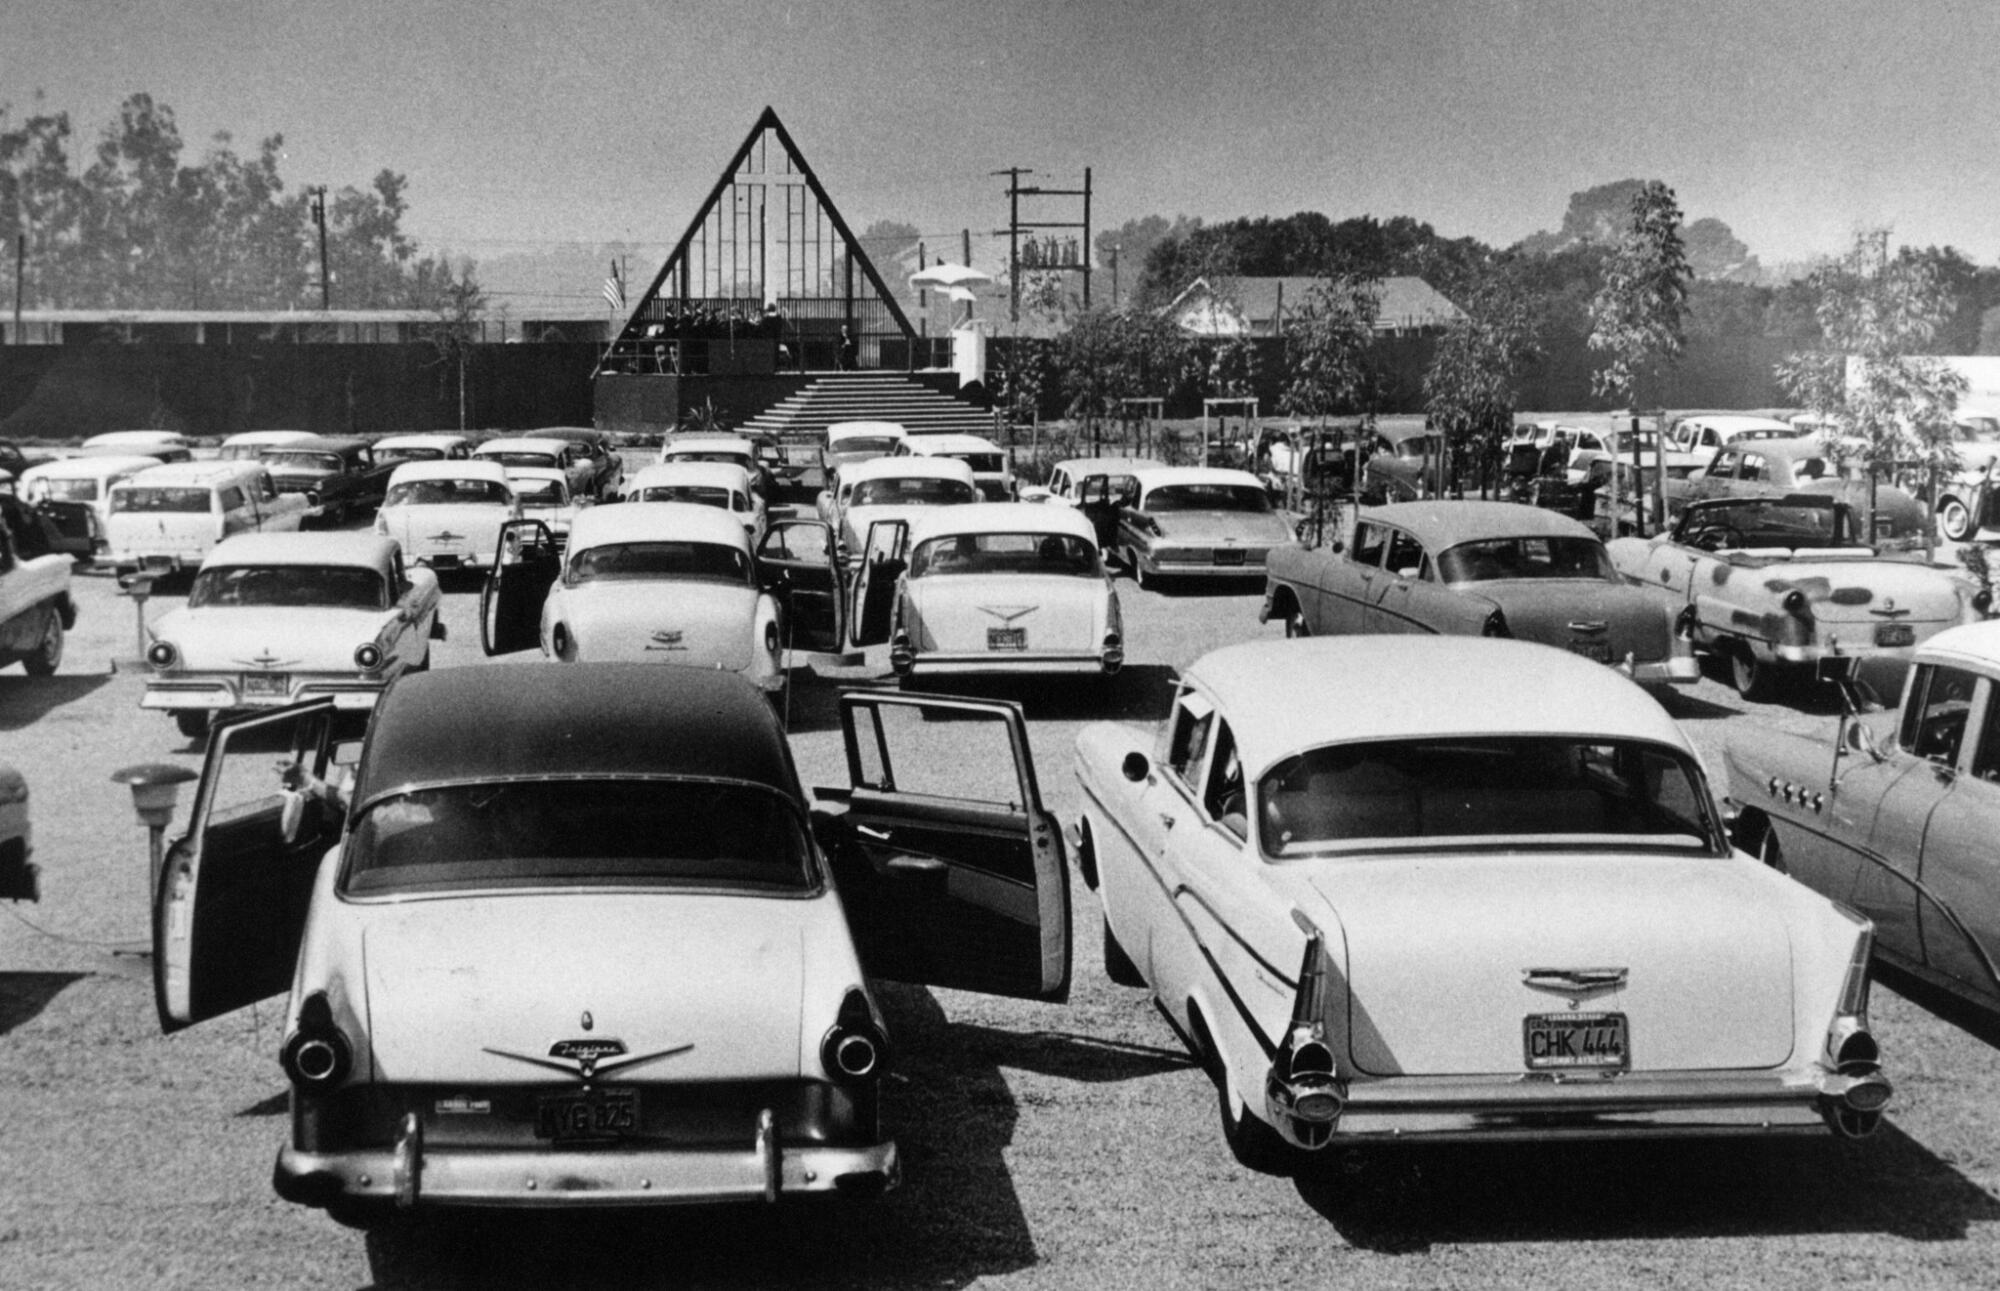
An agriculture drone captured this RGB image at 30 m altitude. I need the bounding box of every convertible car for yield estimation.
[1684,437,1927,542]
[1073,636,1892,1174]
[1113,466,1298,588]
[1725,621,2000,1040]
[1264,501,1698,687]
[1607,495,1988,701]
[843,503,1124,682]
[141,533,442,739]
[151,666,1071,1225]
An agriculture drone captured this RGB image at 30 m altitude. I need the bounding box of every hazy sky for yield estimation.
[8,0,1999,274]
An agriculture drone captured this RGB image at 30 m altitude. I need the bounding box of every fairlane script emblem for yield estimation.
[978,605,1038,624]
[482,1037,695,1082]
[428,530,465,543]
[231,650,300,670]
[644,629,687,651]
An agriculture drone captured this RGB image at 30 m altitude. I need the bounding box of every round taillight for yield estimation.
[1974,589,1993,616]
[353,643,383,670]
[830,1033,880,1080]
[281,1025,352,1090]
[1481,608,1511,638]
[146,640,179,669]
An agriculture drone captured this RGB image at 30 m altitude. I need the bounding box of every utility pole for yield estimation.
[12,234,23,343]
[991,168,1031,325]
[995,167,1092,324]
[308,186,330,309]
[1110,245,1119,310]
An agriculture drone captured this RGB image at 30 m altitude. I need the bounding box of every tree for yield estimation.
[1423,275,1539,496]
[416,257,487,430]
[1516,179,1650,257]
[1094,214,1200,306]
[1776,229,1967,551]
[1051,306,1193,453]
[1683,217,1760,282]
[1587,180,1692,408]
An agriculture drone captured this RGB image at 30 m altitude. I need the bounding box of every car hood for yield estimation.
[905,573,1104,650]
[152,605,396,664]
[360,892,807,1083]
[1144,511,1293,546]
[1307,853,1795,1076]
[1472,579,1672,661]
[557,580,757,667]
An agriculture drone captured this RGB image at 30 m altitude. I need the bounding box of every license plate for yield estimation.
[1213,548,1246,566]
[141,555,176,571]
[1873,623,1915,647]
[241,672,291,698]
[427,553,462,568]
[987,627,1027,651]
[1567,640,1612,663]
[1523,1012,1629,1070]
[535,1087,639,1142]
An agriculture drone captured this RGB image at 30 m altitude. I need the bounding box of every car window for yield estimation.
[1048,469,1070,497]
[218,487,246,512]
[1438,537,1616,583]
[1203,721,1247,841]
[759,523,832,564]
[1350,522,1386,567]
[190,564,390,610]
[111,487,213,514]
[1384,529,1424,578]
[1899,664,1980,766]
[1970,682,2000,783]
[568,540,752,586]
[908,531,1100,578]
[1740,455,1768,483]
[386,478,511,506]
[1166,692,1215,787]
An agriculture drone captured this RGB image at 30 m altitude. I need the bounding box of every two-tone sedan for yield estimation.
[482,503,785,699]
[141,532,441,739]
[1075,636,1894,1175]
[1113,467,1298,589]
[153,665,1071,1228]
[1608,494,1988,701]
[622,460,768,547]
[1725,620,2000,1040]
[374,460,520,573]
[843,503,1123,683]
[1265,501,1698,687]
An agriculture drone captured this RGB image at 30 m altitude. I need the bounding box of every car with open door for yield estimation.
[152,665,1069,1226]
[1075,635,1893,1176]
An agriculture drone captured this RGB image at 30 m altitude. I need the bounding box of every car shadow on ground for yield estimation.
[0,971,89,1037]
[1876,966,2000,1050]
[892,664,1180,724]
[1650,687,1741,720]
[354,981,1042,1290]
[0,674,113,730]
[1293,1126,2000,1252]
[1136,574,1267,598]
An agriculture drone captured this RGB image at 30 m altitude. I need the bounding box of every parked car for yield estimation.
[0,758,33,902]
[483,503,785,700]
[1927,420,2000,543]
[140,532,442,739]
[1074,635,1893,1173]
[820,420,907,485]
[260,437,395,524]
[217,429,317,461]
[657,434,782,502]
[151,666,1070,1225]
[622,460,768,546]
[1360,423,1442,502]
[1112,466,1298,589]
[903,433,1014,501]
[499,465,584,550]
[371,433,474,468]
[1725,620,2000,1039]
[1265,500,1698,686]
[474,436,597,502]
[17,453,160,560]
[373,460,519,573]
[1665,414,1802,471]
[1019,455,1163,549]
[1684,436,1928,541]
[530,426,624,499]
[818,456,977,564]
[843,502,1123,682]
[104,460,310,577]
[1607,494,1988,700]
[0,492,75,675]
[0,438,30,480]
[81,429,192,456]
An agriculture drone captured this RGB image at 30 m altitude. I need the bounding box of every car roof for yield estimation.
[502,465,568,485]
[1133,466,1266,491]
[387,459,510,485]
[842,455,976,484]
[221,430,317,446]
[1361,500,1597,546]
[827,420,907,440]
[351,664,799,812]
[663,435,755,454]
[375,433,470,448]
[1186,637,1693,779]
[20,454,160,480]
[1916,619,2000,671]
[1678,414,1796,434]
[84,429,189,446]
[115,460,271,486]
[909,501,1096,542]
[568,500,750,549]
[905,433,1001,455]
[1052,456,1163,475]
[1722,437,1824,462]
[474,437,570,454]
[628,461,751,489]
[263,436,368,453]
[202,531,397,569]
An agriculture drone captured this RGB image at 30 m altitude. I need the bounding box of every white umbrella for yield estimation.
[940,285,979,303]
[909,262,992,290]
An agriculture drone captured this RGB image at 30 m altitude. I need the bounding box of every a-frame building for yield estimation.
[596,107,915,379]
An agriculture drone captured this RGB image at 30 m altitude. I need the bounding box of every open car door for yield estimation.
[757,518,845,653]
[813,691,1070,1002]
[154,699,339,1033]
[1076,474,1123,550]
[846,518,908,648]
[480,518,559,655]
[35,500,98,562]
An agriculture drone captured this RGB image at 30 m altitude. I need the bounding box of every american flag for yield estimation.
[602,261,625,312]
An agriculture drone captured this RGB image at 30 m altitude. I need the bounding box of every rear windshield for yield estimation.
[510,478,567,505]
[376,446,444,464]
[910,531,1101,577]
[636,485,730,509]
[385,479,510,507]
[946,452,1005,473]
[1436,536,1615,583]
[667,450,753,467]
[829,436,900,456]
[190,564,388,610]
[343,780,816,895]
[1259,737,1720,858]
[1675,500,1847,549]
[264,452,344,472]
[1142,484,1270,513]
[34,478,99,502]
[111,487,213,514]
[851,477,977,507]
[568,540,750,586]
[481,451,559,469]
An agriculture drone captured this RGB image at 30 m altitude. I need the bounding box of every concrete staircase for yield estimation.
[738,373,995,442]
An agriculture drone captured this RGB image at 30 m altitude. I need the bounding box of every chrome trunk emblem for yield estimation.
[231,651,300,670]
[978,605,1037,624]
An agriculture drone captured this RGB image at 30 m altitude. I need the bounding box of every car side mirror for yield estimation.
[1842,718,1885,762]
[1121,751,1150,783]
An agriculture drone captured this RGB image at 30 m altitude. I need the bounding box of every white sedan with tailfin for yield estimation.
[1075,636,1893,1175]
[374,460,520,572]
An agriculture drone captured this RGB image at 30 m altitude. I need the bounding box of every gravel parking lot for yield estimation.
[4,531,1999,1289]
